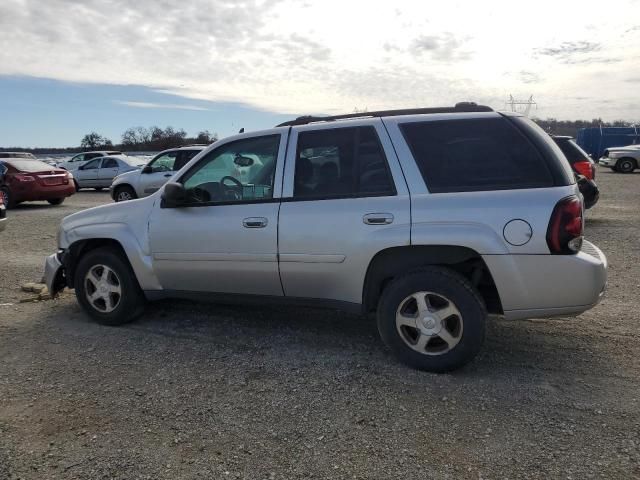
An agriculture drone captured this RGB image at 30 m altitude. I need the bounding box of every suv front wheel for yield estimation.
[74,248,145,325]
[377,268,486,373]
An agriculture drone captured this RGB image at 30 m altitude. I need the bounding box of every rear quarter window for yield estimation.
[400,117,555,193]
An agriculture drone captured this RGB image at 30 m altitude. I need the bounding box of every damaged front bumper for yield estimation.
[44,251,68,296]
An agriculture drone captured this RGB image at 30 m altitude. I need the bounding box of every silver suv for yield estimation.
[110,146,206,201]
[44,104,607,372]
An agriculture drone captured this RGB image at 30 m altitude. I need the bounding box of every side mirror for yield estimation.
[161,182,187,208]
[142,165,152,174]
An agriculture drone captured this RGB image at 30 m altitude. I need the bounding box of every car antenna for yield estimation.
[238,128,245,133]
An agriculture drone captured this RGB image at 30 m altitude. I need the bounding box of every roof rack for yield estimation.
[276,102,493,127]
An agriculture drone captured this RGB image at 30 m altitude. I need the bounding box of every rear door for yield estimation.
[97,157,120,186]
[277,120,411,305]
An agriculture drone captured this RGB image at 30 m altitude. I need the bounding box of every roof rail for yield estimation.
[275,102,493,127]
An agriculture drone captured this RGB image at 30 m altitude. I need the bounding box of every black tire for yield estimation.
[616,158,636,173]
[377,267,486,373]
[0,187,15,209]
[73,180,80,192]
[74,248,145,326]
[114,185,137,202]
[47,198,65,205]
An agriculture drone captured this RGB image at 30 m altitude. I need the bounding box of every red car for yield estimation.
[0,159,75,208]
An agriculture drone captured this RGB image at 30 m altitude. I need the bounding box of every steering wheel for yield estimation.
[220,175,243,200]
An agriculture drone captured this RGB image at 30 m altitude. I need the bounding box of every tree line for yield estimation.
[532,118,638,137]
[80,126,218,151]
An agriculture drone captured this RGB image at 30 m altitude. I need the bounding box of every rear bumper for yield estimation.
[483,240,607,320]
[13,184,75,202]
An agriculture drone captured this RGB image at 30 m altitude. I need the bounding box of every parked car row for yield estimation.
[44,104,608,373]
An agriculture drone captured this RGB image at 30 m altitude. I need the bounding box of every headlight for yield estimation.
[608,151,623,158]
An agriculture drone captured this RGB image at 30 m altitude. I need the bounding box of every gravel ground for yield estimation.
[1,172,639,479]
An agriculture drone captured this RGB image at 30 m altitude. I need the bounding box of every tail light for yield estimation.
[573,161,594,180]
[14,174,35,182]
[546,195,583,254]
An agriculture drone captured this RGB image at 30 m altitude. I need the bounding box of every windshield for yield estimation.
[6,160,59,172]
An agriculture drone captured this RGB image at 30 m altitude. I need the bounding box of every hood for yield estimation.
[607,145,640,152]
[114,168,140,181]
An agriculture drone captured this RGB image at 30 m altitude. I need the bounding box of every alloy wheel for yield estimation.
[395,291,463,355]
[84,264,122,313]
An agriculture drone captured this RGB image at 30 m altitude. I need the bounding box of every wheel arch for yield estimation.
[362,245,503,315]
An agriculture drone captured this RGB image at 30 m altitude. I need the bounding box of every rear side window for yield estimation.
[294,126,395,199]
[102,158,118,168]
[400,117,555,193]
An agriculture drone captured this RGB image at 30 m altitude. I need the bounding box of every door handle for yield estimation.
[243,217,268,228]
[164,174,172,177]
[363,213,394,225]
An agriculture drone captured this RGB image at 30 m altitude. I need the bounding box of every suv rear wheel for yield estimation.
[74,248,145,325]
[377,268,486,373]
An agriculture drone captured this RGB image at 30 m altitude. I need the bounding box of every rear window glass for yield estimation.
[555,139,590,164]
[5,160,56,172]
[400,117,554,193]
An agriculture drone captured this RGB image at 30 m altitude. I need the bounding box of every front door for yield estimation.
[140,150,179,196]
[75,157,102,187]
[148,131,287,295]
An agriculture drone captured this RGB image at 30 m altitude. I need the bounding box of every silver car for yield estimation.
[44,104,607,372]
[110,146,205,202]
[73,155,146,191]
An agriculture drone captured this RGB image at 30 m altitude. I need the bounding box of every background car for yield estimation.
[0,159,75,208]
[552,136,599,209]
[110,146,205,201]
[0,152,37,159]
[56,150,122,171]
[0,187,5,231]
[598,145,640,173]
[74,155,147,191]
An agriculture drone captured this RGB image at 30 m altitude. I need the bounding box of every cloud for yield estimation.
[115,101,209,111]
[411,33,472,61]
[0,0,639,120]
[520,71,542,84]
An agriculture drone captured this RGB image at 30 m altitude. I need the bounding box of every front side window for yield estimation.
[82,158,102,169]
[400,117,554,193]
[0,162,7,175]
[293,126,395,199]
[180,135,279,204]
[71,154,85,163]
[149,151,178,172]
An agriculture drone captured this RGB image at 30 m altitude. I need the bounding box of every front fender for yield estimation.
[65,223,162,291]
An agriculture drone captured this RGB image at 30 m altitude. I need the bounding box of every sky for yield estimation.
[1,0,639,147]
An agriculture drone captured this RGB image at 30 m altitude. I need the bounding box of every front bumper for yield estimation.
[44,252,67,296]
[598,157,615,166]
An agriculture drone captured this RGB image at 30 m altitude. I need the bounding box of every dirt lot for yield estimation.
[1,172,639,480]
